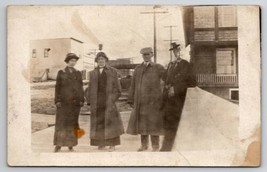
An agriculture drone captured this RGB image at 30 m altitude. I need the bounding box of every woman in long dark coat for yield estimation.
[87,52,124,151]
[54,53,84,152]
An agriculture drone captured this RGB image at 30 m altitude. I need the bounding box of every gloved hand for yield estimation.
[56,102,61,108]
[168,86,175,97]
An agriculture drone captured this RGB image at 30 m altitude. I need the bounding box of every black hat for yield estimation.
[95,52,109,62]
[169,42,180,51]
[64,53,79,63]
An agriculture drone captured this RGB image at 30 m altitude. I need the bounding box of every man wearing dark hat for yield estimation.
[127,47,165,152]
[160,43,192,151]
[54,53,84,152]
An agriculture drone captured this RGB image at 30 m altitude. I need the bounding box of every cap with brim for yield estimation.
[140,47,153,54]
[64,53,79,63]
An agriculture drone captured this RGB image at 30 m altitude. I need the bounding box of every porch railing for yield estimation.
[196,74,238,87]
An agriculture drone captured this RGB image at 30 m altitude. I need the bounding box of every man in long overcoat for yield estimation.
[127,47,166,151]
[54,53,84,152]
[160,43,195,151]
[87,52,124,151]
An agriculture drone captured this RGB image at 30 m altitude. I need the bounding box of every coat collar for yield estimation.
[142,61,155,67]
[105,65,112,70]
[95,65,111,71]
[92,65,113,87]
[170,59,185,65]
[63,66,77,73]
[93,65,112,76]
[167,59,186,71]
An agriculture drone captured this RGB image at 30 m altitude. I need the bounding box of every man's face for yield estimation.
[142,52,153,62]
[173,47,181,59]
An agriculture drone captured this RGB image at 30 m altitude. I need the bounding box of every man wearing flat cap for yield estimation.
[160,42,195,151]
[54,53,84,152]
[127,47,166,152]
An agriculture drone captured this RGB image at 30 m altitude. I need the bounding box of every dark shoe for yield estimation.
[108,146,115,152]
[54,146,61,153]
[159,148,171,152]
[137,146,148,152]
[68,147,74,152]
[98,146,105,150]
[152,147,159,152]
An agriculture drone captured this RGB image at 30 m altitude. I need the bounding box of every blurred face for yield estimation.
[142,52,153,62]
[67,58,78,67]
[97,56,107,67]
[173,48,181,60]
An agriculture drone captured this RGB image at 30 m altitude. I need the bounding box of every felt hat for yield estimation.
[64,53,79,63]
[169,42,181,51]
[95,52,109,62]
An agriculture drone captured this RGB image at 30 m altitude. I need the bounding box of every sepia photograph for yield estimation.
[7,5,261,166]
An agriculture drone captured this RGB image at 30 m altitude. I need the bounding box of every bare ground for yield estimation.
[31,86,131,133]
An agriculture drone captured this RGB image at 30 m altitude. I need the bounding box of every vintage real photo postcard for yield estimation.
[7,5,261,166]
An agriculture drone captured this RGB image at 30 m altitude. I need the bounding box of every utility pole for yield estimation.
[141,6,168,63]
[164,25,178,61]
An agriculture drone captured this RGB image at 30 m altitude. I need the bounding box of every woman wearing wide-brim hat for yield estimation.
[86,52,124,152]
[53,53,85,152]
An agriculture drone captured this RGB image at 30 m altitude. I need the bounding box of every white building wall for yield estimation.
[30,38,95,81]
[30,38,71,81]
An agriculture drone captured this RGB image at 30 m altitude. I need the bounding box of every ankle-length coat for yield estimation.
[54,66,84,146]
[126,62,166,135]
[87,66,124,140]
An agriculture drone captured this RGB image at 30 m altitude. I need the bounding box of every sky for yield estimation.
[10,5,190,66]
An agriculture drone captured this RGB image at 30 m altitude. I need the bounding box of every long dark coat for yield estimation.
[87,66,124,140]
[54,67,84,146]
[160,59,194,151]
[126,62,166,135]
[164,59,191,130]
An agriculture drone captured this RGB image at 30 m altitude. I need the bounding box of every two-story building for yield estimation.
[182,6,239,101]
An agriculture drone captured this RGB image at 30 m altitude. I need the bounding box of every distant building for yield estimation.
[30,37,95,82]
[182,6,238,101]
[108,58,132,77]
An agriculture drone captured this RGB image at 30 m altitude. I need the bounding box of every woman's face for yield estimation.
[68,59,78,67]
[97,56,107,67]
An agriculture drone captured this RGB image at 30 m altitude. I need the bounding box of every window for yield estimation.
[32,49,36,58]
[229,88,239,101]
[194,7,215,28]
[44,48,50,58]
[216,48,236,74]
[218,6,237,27]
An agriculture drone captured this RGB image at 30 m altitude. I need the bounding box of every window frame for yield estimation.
[44,48,50,58]
[32,49,37,58]
[216,48,237,74]
[218,6,237,28]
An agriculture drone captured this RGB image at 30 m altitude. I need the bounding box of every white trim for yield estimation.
[229,88,239,100]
